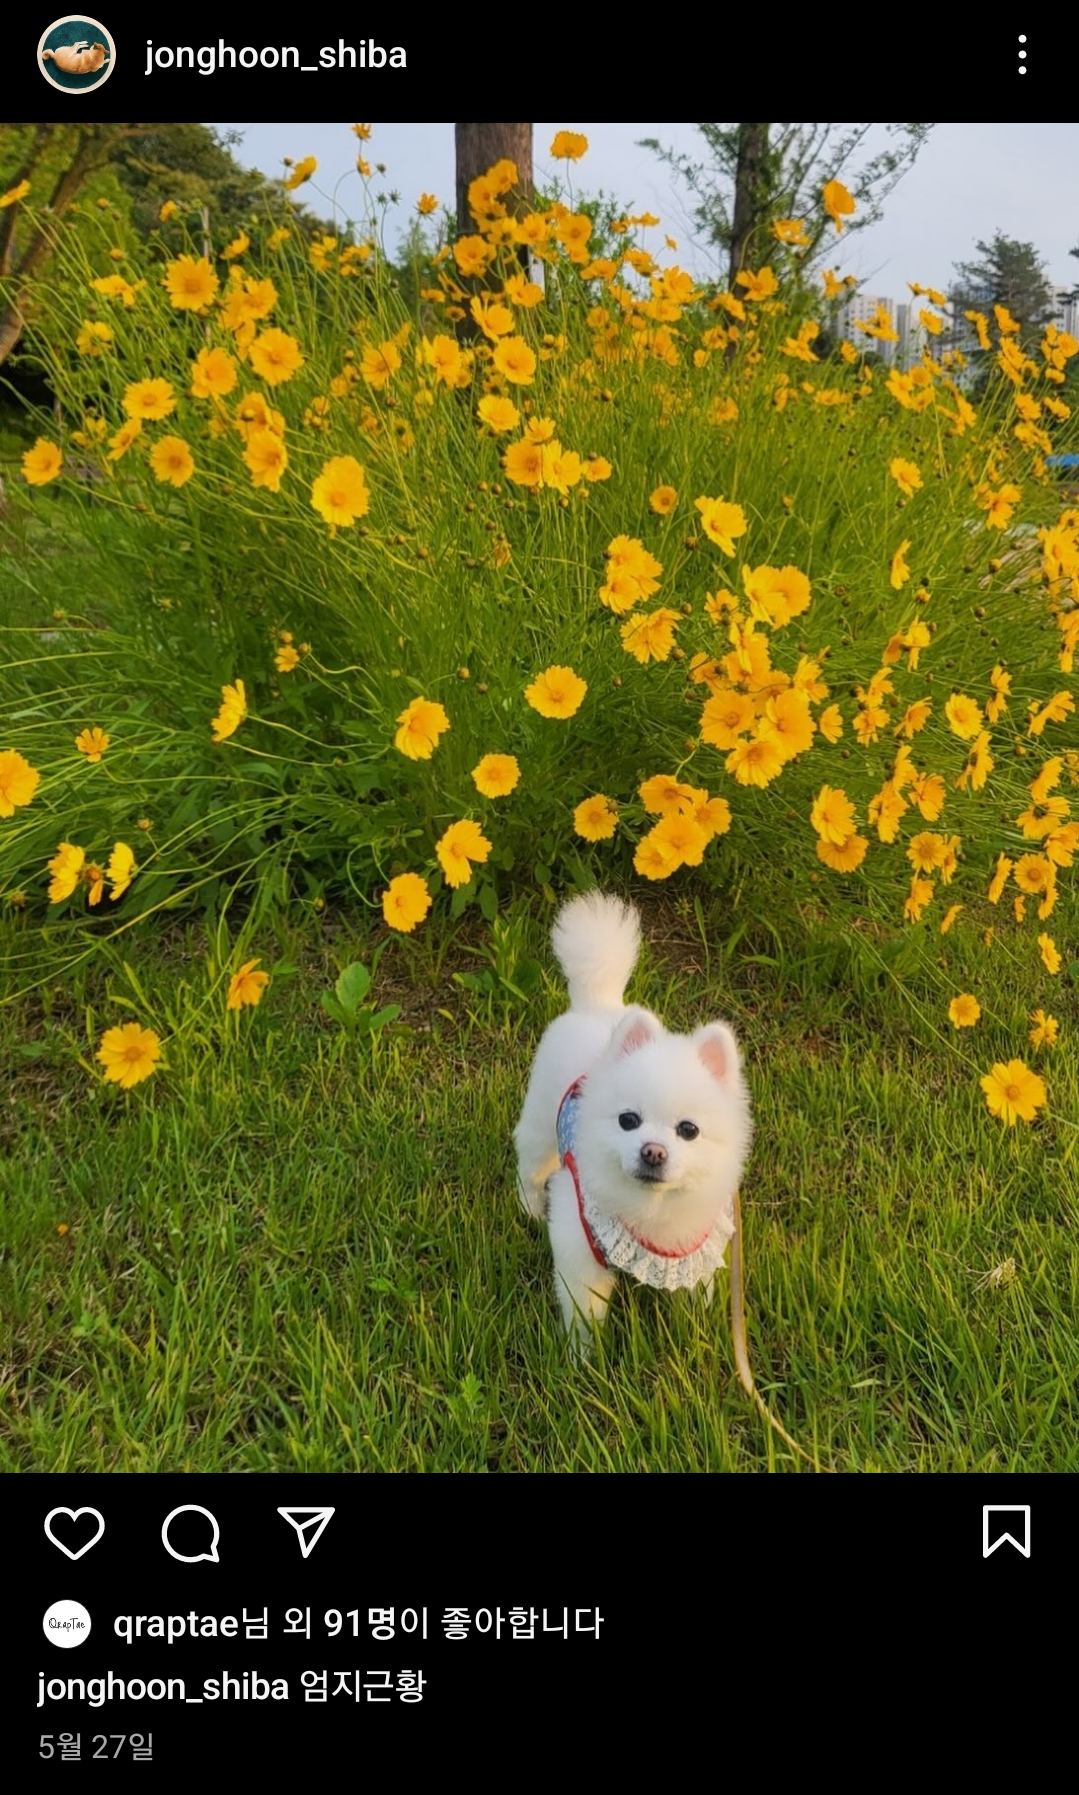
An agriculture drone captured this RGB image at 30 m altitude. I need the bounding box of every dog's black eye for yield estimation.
[676,1120,699,1141]
[618,1111,641,1131]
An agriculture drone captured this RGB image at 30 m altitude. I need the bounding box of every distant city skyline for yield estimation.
[212,121,1079,295]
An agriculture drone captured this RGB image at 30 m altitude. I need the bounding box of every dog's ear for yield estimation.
[611,1007,660,1059]
[693,1021,741,1083]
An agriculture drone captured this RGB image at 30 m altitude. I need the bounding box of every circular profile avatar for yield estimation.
[39,16,116,91]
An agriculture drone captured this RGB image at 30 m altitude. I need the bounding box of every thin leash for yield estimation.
[729,1188,832,1472]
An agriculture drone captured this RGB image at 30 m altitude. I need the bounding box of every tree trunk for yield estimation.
[727,123,770,292]
[454,123,533,239]
[0,123,153,366]
[453,124,534,337]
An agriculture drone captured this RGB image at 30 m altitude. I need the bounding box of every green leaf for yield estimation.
[334,962,371,1013]
[367,1004,402,1029]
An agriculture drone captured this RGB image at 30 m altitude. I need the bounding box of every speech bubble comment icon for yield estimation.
[162,1504,221,1563]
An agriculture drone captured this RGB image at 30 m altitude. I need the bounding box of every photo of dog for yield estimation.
[42,41,110,74]
[515,892,753,1347]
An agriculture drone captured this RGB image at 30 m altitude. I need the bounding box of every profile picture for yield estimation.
[38,15,116,90]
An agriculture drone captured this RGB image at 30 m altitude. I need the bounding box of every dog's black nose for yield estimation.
[640,1141,667,1168]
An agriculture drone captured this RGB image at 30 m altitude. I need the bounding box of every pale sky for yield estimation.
[211,122,1079,297]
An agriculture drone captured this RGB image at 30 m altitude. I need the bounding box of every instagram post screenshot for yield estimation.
[1,82,1076,1763]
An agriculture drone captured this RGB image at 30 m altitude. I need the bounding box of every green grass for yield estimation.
[3,890,1075,1473]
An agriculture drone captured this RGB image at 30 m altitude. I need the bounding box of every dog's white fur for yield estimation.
[514,892,752,1347]
[42,42,109,73]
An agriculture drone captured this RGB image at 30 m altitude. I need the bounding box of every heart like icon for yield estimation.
[45,1507,105,1561]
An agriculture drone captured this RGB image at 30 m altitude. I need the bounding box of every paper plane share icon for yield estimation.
[277,1507,335,1559]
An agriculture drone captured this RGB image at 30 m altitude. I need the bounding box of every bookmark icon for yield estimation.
[278,1507,335,1559]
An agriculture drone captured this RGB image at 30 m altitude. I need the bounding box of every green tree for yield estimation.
[0,124,157,366]
[950,232,1057,352]
[641,123,934,291]
[112,123,288,242]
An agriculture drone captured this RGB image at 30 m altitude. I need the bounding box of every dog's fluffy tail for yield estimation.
[551,892,640,1010]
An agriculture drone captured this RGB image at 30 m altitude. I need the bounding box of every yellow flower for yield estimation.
[492,336,537,385]
[945,692,984,741]
[91,273,139,307]
[741,563,812,628]
[550,131,589,159]
[417,193,439,215]
[694,495,748,556]
[0,179,31,208]
[244,429,288,493]
[940,904,963,934]
[574,795,618,841]
[890,458,922,497]
[97,1022,162,1091]
[1028,691,1075,737]
[471,754,520,798]
[890,539,911,589]
[811,785,857,844]
[818,703,844,744]
[311,456,369,528]
[0,748,41,815]
[981,1059,1046,1126]
[948,993,981,1029]
[1037,933,1061,975]
[822,179,856,232]
[650,813,709,869]
[158,199,178,222]
[726,736,784,788]
[816,833,868,873]
[735,266,779,302]
[222,231,250,261]
[106,841,137,900]
[75,727,109,762]
[360,340,402,388]
[649,485,678,515]
[1028,1010,1058,1051]
[164,254,219,310]
[436,819,492,889]
[123,378,176,421]
[394,697,449,761]
[190,346,237,399]
[249,327,304,386]
[907,831,947,873]
[619,607,682,664]
[227,958,270,1010]
[634,832,680,880]
[47,841,85,903]
[478,395,520,434]
[1013,854,1053,895]
[107,419,141,460]
[275,644,300,673]
[503,438,544,487]
[285,155,317,191]
[903,876,934,923]
[150,435,195,488]
[22,438,62,486]
[524,666,587,720]
[76,319,113,356]
[212,679,247,744]
[382,872,432,933]
[352,124,372,140]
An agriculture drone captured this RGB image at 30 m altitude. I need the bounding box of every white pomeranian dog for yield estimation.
[515,892,753,1347]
